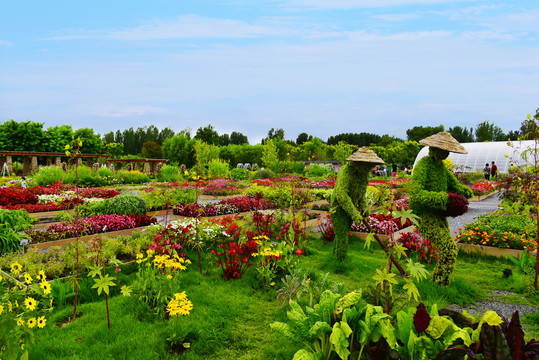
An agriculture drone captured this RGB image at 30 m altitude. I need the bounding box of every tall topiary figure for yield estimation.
[410,132,473,285]
[330,147,385,261]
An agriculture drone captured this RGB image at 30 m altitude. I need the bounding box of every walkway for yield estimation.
[448,193,502,235]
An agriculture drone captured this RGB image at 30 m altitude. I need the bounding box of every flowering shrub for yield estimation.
[395,232,439,263]
[26,214,156,243]
[0,186,38,206]
[1,198,84,213]
[211,240,258,280]
[173,195,276,217]
[456,214,537,251]
[202,179,240,196]
[440,192,469,217]
[219,195,275,212]
[317,214,335,244]
[469,181,500,196]
[252,235,283,287]
[352,213,410,235]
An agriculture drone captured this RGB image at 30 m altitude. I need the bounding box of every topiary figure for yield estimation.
[410,132,473,286]
[330,147,385,261]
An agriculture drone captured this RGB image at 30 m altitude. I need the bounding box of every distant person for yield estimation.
[391,163,398,177]
[484,163,491,181]
[21,176,27,189]
[491,161,498,179]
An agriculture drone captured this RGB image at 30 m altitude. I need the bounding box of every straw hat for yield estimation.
[346,147,385,164]
[419,131,468,154]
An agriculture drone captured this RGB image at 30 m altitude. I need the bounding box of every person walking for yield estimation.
[484,163,491,181]
[491,161,498,179]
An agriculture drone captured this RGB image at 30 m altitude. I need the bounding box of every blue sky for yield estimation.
[1,0,538,144]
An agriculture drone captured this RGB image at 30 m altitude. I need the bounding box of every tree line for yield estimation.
[0,116,533,169]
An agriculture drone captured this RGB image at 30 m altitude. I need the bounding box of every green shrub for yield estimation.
[208,159,230,179]
[97,166,114,178]
[33,166,66,186]
[306,163,332,177]
[230,168,250,180]
[156,164,180,182]
[105,194,147,215]
[67,165,105,187]
[116,170,151,184]
[252,168,275,179]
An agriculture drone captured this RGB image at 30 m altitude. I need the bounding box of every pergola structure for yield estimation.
[105,158,167,175]
[0,151,109,176]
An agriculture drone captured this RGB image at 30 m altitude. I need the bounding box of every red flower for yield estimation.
[413,303,431,334]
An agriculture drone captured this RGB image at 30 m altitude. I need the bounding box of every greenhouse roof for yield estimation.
[413,140,537,173]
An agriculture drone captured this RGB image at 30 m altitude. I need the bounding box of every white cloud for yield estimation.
[83,104,167,118]
[371,13,420,21]
[0,40,13,46]
[284,0,477,9]
[44,15,292,41]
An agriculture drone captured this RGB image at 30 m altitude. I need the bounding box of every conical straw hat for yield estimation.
[346,147,385,164]
[419,131,468,154]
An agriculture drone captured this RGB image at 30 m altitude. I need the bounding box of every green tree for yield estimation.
[261,139,278,166]
[261,128,285,144]
[195,125,220,145]
[327,132,382,146]
[141,141,163,159]
[300,137,327,161]
[162,131,195,167]
[104,143,124,159]
[194,140,220,167]
[74,128,103,154]
[157,127,175,145]
[230,131,248,145]
[0,119,46,151]
[406,125,444,142]
[448,126,474,143]
[475,120,505,142]
[219,133,231,146]
[44,125,74,152]
[296,132,312,145]
[332,141,355,164]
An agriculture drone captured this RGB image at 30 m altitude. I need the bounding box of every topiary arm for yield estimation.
[446,167,473,199]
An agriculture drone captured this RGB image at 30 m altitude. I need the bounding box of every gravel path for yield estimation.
[448,193,502,234]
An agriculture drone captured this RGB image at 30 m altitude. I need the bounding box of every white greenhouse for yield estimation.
[413,140,537,173]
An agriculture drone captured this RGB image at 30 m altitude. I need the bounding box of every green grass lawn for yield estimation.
[27,234,539,359]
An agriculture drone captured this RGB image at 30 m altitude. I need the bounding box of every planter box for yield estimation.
[351,226,416,243]
[469,191,499,202]
[457,243,523,259]
[28,226,149,251]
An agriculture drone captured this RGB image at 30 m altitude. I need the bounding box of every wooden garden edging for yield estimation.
[468,191,499,202]
[351,226,416,243]
[456,243,523,259]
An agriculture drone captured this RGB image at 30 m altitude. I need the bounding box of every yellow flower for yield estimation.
[0,304,3,315]
[24,273,33,285]
[174,292,187,301]
[40,281,51,295]
[11,262,22,275]
[166,275,173,280]
[270,282,276,286]
[24,297,37,311]
[8,301,13,312]
[37,270,46,282]
[17,318,25,326]
[27,317,37,328]
[37,316,46,328]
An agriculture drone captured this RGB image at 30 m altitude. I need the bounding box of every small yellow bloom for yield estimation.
[270,282,276,286]
[0,304,4,315]
[166,275,173,280]
[40,281,51,295]
[37,270,47,282]
[27,317,37,328]
[24,273,33,285]
[17,318,25,326]
[11,262,22,275]
[37,316,47,328]
[24,297,37,311]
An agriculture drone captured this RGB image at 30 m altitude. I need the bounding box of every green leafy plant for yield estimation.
[0,209,35,253]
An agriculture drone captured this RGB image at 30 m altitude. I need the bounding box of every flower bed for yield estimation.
[26,214,157,244]
[469,181,500,197]
[173,195,276,217]
[455,214,537,251]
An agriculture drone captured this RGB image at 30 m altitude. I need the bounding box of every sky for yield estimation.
[1,0,538,144]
